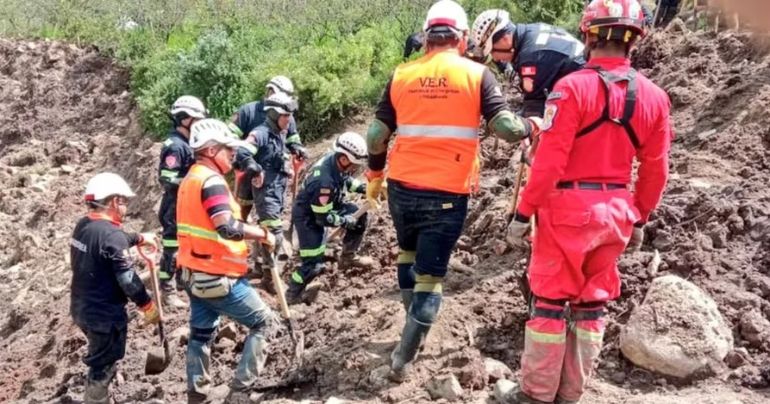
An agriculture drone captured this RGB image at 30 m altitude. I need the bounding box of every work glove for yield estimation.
[140,301,160,325]
[137,232,158,248]
[527,117,544,139]
[251,171,265,189]
[626,224,644,252]
[259,226,277,252]
[341,215,359,230]
[365,170,386,209]
[506,215,531,249]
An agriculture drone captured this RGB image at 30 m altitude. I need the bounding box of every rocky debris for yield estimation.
[739,310,770,348]
[426,374,464,401]
[620,275,733,379]
[483,357,513,383]
[725,348,750,369]
[493,379,517,403]
[217,322,239,342]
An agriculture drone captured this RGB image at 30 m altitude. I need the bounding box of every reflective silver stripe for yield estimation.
[397,124,478,139]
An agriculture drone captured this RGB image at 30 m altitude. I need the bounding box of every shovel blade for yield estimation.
[145,344,171,375]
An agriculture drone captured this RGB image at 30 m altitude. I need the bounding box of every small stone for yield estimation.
[725,348,749,369]
[610,371,626,384]
[218,322,238,342]
[688,178,712,190]
[492,240,510,256]
[324,397,345,404]
[369,365,391,386]
[483,357,512,383]
[426,374,464,401]
[493,379,517,402]
[115,372,125,386]
[31,183,46,193]
[60,164,75,174]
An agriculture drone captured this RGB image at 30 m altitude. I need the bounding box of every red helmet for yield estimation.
[580,0,646,39]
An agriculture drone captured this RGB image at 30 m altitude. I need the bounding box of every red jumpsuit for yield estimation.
[516,57,672,402]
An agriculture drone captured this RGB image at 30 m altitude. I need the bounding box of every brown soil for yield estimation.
[1,24,770,404]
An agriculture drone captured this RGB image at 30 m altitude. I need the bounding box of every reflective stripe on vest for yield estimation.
[387,49,484,195]
[177,164,249,277]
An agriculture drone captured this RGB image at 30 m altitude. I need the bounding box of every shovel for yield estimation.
[287,156,306,249]
[265,250,304,365]
[328,201,371,241]
[137,243,172,375]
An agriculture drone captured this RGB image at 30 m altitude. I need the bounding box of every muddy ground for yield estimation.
[0,22,769,404]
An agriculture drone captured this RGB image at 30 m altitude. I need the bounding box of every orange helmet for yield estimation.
[580,0,646,40]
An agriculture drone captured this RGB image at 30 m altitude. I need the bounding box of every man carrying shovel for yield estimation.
[285,132,371,304]
[70,172,160,404]
[176,119,277,403]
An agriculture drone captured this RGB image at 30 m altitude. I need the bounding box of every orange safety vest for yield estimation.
[177,164,248,277]
[388,49,485,195]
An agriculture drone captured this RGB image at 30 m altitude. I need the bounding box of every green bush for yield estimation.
[0,0,583,140]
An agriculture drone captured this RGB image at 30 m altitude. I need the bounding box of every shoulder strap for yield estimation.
[575,67,640,149]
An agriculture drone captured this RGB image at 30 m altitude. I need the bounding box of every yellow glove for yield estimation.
[140,301,160,324]
[365,170,386,209]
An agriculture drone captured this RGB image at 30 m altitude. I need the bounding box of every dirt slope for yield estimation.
[0,25,769,404]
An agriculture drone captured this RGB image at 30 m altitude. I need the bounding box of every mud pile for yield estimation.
[0,24,769,404]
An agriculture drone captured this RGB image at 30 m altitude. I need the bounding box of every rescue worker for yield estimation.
[366,0,539,383]
[655,0,681,27]
[230,76,308,221]
[403,32,424,59]
[157,95,207,309]
[471,10,586,117]
[505,1,672,402]
[233,91,299,292]
[286,132,370,304]
[176,119,276,403]
[70,172,160,404]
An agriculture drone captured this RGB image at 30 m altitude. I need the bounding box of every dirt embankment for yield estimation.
[1,24,770,404]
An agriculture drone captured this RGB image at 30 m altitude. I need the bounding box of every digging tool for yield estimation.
[505,142,530,225]
[137,243,172,375]
[328,200,372,241]
[265,251,304,364]
[287,157,305,249]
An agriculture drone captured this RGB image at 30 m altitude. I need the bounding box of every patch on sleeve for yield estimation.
[521,66,537,76]
[164,155,178,168]
[546,91,563,101]
[522,77,534,93]
[542,103,558,131]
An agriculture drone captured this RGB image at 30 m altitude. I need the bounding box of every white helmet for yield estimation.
[84,172,135,202]
[263,92,297,115]
[266,75,295,96]
[333,132,367,165]
[423,0,469,33]
[169,95,207,119]
[472,9,511,57]
[189,118,247,150]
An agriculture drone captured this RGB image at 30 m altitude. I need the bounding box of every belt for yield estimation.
[556,181,627,191]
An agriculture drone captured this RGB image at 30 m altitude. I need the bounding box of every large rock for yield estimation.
[620,275,733,378]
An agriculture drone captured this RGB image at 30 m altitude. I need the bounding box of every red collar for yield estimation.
[88,212,123,227]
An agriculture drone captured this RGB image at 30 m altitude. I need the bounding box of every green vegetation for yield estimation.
[0,0,583,140]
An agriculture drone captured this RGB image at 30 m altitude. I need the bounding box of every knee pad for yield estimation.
[190,327,216,345]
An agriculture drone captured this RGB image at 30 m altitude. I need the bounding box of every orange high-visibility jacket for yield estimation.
[388,49,484,194]
[177,164,248,277]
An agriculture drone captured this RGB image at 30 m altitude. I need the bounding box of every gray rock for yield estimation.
[620,275,733,378]
[426,374,464,401]
[739,310,770,347]
[493,379,517,403]
[483,357,512,383]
